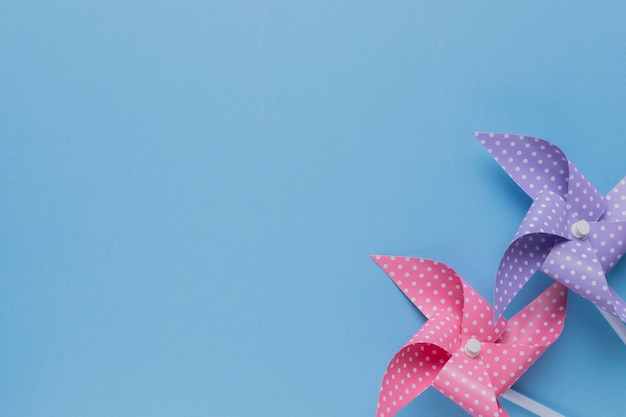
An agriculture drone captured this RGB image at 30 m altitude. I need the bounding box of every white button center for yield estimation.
[464,338,481,358]
[571,219,591,239]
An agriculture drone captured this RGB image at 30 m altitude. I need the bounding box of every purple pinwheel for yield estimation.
[475,132,626,324]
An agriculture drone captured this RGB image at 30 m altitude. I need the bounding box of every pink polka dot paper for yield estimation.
[474,132,626,322]
[372,255,566,417]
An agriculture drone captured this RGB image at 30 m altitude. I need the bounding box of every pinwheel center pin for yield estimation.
[571,219,591,239]
[464,337,481,358]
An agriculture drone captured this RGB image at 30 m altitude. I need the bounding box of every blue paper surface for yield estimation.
[1,1,625,416]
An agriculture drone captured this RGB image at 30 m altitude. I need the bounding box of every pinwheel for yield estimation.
[372,255,566,417]
[474,132,626,342]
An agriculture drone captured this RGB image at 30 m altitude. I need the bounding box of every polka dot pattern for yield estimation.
[511,190,569,241]
[433,351,504,417]
[603,176,626,221]
[543,240,626,321]
[565,160,606,221]
[494,189,568,314]
[474,132,569,200]
[483,282,566,395]
[371,256,507,340]
[375,316,456,416]
[371,256,463,321]
[586,220,626,272]
[475,132,626,323]
[372,256,567,417]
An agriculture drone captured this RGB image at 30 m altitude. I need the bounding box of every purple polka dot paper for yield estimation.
[475,132,626,322]
[372,256,567,417]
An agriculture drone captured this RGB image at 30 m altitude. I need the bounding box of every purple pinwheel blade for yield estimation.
[603,176,626,222]
[474,132,607,221]
[609,290,626,322]
[542,239,626,321]
[474,132,568,199]
[586,220,626,272]
[494,189,569,318]
[564,162,606,222]
[494,234,560,317]
[512,189,569,240]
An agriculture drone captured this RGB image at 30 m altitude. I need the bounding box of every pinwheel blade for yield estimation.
[372,255,507,338]
[565,162,606,222]
[494,234,560,319]
[542,239,626,322]
[603,176,626,221]
[433,351,507,417]
[371,256,464,321]
[474,132,607,220]
[474,132,569,199]
[585,220,626,272]
[511,190,569,241]
[494,188,570,318]
[485,282,566,395]
[376,322,455,417]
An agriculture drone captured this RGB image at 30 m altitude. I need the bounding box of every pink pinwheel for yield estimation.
[372,255,566,417]
[474,132,626,323]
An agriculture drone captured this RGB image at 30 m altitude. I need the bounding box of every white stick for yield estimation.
[597,306,626,345]
[502,389,565,417]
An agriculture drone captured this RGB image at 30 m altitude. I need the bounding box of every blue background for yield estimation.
[1,1,625,416]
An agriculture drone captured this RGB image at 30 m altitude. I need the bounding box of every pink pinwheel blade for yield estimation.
[433,351,506,417]
[458,280,506,343]
[484,282,566,395]
[376,322,455,417]
[371,256,465,321]
[371,256,507,338]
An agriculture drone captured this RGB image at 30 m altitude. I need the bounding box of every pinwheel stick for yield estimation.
[597,306,626,345]
[503,389,565,417]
